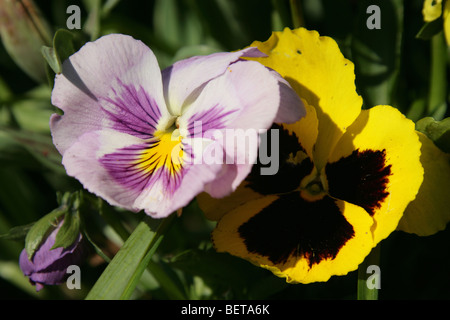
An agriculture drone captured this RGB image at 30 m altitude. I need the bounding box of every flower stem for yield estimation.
[357,244,381,300]
[289,0,304,28]
[428,31,447,119]
[271,0,291,30]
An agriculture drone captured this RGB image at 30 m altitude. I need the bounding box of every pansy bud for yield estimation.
[19,191,85,291]
[0,0,52,83]
[19,219,84,292]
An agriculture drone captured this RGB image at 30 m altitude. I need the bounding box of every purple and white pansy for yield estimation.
[50,34,304,218]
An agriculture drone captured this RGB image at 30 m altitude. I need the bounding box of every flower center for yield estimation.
[299,167,327,201]
[135,129,184,177]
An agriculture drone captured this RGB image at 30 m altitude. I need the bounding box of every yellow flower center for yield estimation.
[136,130,184,177]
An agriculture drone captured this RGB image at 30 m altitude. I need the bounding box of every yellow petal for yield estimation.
[249,28,363,170]
[212,192,373,284]
[398,132,450,236]
[326,105,423,244]
[422,0,443,22]
[444,0,450,45]
[197,181,263,221]
[281,100,318,161]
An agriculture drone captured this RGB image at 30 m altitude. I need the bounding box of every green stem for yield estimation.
[97,200,186,299]
[428,31,447,119]
[289,0,304,28]
[271,0,292,30]
[357,244,381,300]
[85,214,175,300]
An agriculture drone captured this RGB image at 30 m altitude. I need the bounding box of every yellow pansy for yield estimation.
[198,28,427,284]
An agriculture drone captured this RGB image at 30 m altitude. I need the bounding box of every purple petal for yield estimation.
[186,105,239,137]
[50,34,170,154]
[100,81,163,139]
[179,59,292,134]
[28,269,67,288]
[19,249,34,276]
[268,69,306,124]
[161,47,266,116]
[135,152,224,218]
[99,141,187,196]
[61,130,146,211]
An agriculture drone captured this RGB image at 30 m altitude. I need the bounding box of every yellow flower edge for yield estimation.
[327,105,424,244]
[249,27,363,171]
[398,132,450,236]
[211,196,374,284]
[444,0,450,45]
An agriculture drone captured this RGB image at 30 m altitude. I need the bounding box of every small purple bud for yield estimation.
[19,221,84,292]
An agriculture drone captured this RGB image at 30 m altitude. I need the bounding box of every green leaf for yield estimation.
[0,261,41,297]
[351,0,403,108]
[24,191,82,259]
[52,206,81,250]
[427,32,447,118]
[41,29,76,74]
[168,248,273,299]
[0,126,64,173]
[83,0,101,40]
[24,207,65,260]
[53,30,76,64]
[101,0,122,17]
[153,0,182,50]
[41,46,60,75]
[0,222,35,241]
[147,259,188,300]
[0,0,52,83]
[416,17,444,40]
[416,117,450,153]
[85,215,175,300]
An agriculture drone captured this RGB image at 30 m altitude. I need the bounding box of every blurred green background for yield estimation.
[0,0,449,300]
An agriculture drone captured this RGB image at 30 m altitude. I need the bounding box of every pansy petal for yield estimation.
[398,132,450,236]
[197,181,263,222]
[161,47,266,116]
[51,34,170,154]
[279,101,318,162]
[325,105,423,244]
[179,59,300,134]
[249,28,363,170]
[212,192,373,284]
[444,0,450,45]
[62,130,146,211]
[136,157,223,218]
[422,0,443,22]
